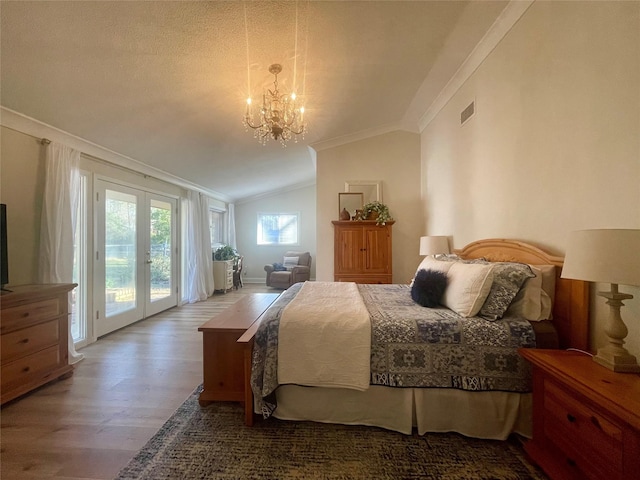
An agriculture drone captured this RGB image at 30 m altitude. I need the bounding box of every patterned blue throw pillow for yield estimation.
[411,269,448,308]
[479,262,535,320]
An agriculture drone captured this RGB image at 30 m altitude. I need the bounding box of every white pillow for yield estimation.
[283,256,299,270]
[414,255,454,275]
[411,256,454,286]
[442,262,494,317]
[507,265,554,321]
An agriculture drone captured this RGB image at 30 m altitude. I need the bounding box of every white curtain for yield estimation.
[227,203,237,249]
[38,142,84,364]
[185,190,214,303]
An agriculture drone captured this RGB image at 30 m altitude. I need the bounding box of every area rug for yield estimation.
[116,385,547,480]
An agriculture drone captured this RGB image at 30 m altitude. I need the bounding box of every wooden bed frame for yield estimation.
[235,238,590,426]
[455,238,589,351]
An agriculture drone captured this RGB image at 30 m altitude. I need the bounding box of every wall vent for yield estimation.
[461,101,475,125]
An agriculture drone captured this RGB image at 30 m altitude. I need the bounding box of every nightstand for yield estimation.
[519,349,640,480]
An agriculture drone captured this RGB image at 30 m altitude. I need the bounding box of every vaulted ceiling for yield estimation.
[1,1,507,201]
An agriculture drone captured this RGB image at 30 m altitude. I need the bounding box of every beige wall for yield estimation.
[0,128,46,285]
[0,125,185,288]
[316,130,423,283]
[421,1,640,356]
[235,184,317,283]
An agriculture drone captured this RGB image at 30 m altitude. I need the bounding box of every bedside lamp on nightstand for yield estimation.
[561,229,640,373]
[419,236,450,256]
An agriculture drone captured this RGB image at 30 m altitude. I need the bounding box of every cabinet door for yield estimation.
[364,226,391,274]
[335,225,365,274]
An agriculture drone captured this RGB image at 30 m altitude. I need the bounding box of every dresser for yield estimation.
[213,260,234,292]
[1,283,76,404]
[519,349,640,480]
[332,220,394,284]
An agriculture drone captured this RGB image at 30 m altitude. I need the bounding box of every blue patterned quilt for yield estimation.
[251,283,536,417]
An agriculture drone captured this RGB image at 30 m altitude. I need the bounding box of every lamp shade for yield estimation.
[419,236,450,256]
[561,229,640,286]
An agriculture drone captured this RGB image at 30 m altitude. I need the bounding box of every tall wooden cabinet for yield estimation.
[1,283,76,404]
[332,220,394,284]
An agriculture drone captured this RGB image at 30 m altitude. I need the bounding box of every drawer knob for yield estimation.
[566,413,576,423]
[20,338,30,344]
[22,312,30,318]
[567,458,577,468]
[22,366,31,373]
[591,416,602,430]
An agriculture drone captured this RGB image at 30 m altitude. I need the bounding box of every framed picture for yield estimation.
[338,192,363,219]
[345,180,382,204]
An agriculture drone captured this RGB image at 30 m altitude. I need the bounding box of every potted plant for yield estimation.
[361,201,392,225]
[213,244,238,261]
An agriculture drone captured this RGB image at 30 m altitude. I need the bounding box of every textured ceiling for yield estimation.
[1,1,507,201]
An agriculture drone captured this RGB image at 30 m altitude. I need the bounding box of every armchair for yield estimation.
[264,251,312,289]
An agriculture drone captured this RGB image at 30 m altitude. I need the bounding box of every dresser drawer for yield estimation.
[543,379,623,479]
[1,319,60,363]
[1,345,61,389]
[1,298,60,332]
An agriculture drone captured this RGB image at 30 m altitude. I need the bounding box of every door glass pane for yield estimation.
[71,174,87,342]
[149,199,172,302]
[105,190,137,317]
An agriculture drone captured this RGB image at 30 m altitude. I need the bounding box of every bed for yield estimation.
[249,239,589,440]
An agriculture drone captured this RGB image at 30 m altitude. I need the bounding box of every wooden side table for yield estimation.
[519,348,640,480]
[1,283,76,404]
[198,293,278,410]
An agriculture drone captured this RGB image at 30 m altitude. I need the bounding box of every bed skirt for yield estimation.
[262,386,532,441]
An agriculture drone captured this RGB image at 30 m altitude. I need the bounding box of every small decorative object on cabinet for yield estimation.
[332,220,394,284]
[519,348,640,480]
[213,260,234,292]
[1,283,76,404]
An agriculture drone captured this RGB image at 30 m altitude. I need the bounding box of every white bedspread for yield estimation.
[277,281,371,391]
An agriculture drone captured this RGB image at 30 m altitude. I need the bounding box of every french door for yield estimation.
[95,179,177,337]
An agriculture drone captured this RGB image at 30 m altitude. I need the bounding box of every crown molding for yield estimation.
[418,0,534,132]
[235,179,316,205]
[309,120,417,153]
[0,106,232,202]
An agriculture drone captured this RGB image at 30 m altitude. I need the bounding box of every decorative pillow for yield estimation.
[433,254,488,264]
[479,262,535,320]
[442,262,494,317]
[272,262,287,272]
[506,265,555,321]
[283,256,299,270]
[411,256,454,286]
[411,269,448,307]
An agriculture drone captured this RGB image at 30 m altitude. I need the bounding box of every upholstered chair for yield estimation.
[264,251,312,289]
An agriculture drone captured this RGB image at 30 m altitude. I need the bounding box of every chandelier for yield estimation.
[243,64,306,146]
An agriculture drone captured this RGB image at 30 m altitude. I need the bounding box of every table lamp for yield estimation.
[419,236,450,256]
[561,229,640,372]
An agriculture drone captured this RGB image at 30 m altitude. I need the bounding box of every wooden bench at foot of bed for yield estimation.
[198,293,279,426]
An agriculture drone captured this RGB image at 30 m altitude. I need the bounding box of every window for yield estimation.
[210,210,224,247]
[71,172,88,346]
[257,213,299,245]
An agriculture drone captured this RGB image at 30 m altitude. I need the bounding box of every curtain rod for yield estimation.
[41,138,51,145]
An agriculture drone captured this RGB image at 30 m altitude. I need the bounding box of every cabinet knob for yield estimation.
[567,458,576,468]
[20,338,29,344]
[566,413,576,423]
[591,416,602,430]
[22,366,31,373]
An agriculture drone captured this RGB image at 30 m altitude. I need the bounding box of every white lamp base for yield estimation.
[592,287,640,373]
[593,348,640,373]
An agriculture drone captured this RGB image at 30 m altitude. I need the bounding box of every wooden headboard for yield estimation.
[454,238,589,351]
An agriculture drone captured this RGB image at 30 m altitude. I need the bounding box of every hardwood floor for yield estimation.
[0,285,274,480]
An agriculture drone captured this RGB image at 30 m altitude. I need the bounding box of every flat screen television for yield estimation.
[1,203,8,289]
